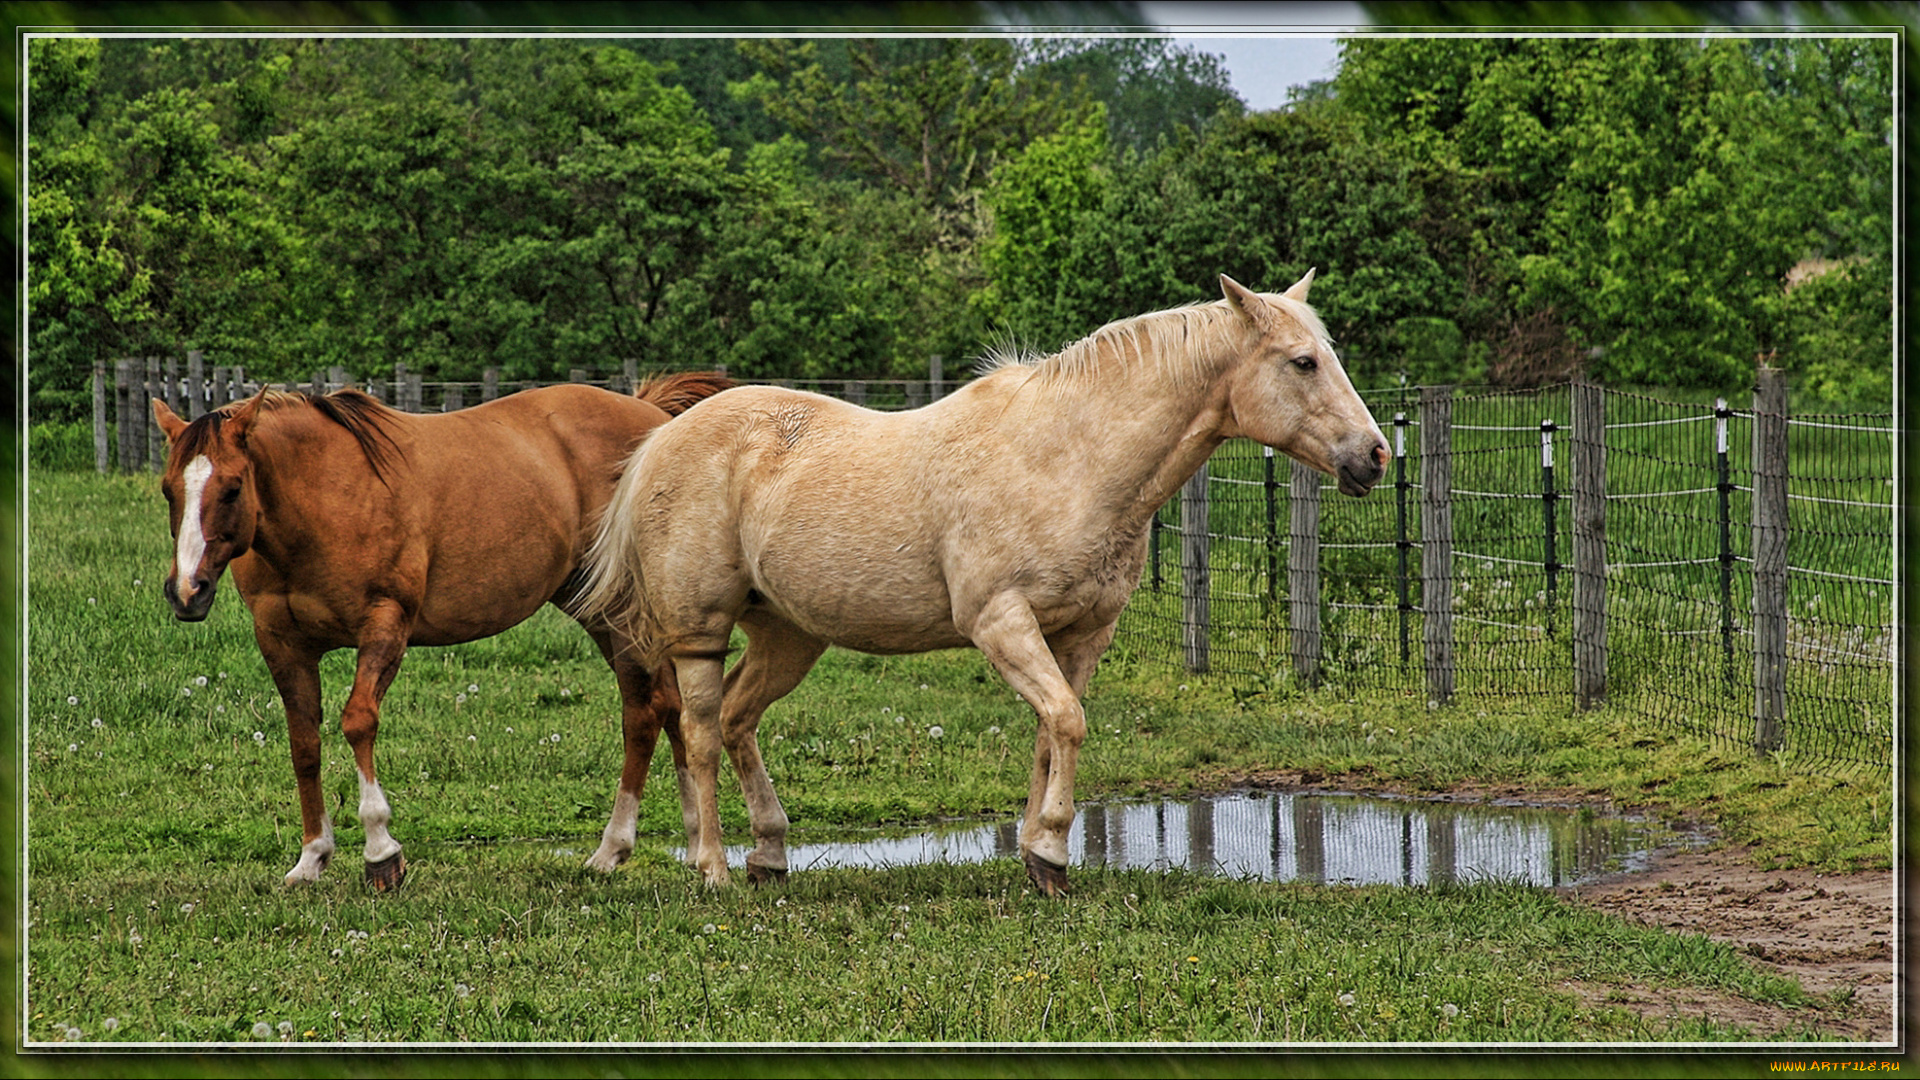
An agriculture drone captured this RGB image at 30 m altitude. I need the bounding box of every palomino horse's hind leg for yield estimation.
[673,654,733,888]
[342,603,412,891]
[260,640,336,884]
[583,645,692,872]
[970,593,1093,898]
[722,615,829,886]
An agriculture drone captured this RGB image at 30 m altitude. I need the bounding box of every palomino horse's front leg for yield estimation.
[342,603,412,890]
[259,637,335,884]
[583,646,694,873]
[971,594,1092,898]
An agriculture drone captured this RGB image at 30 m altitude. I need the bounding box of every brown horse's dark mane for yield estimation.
[174,388,404,483]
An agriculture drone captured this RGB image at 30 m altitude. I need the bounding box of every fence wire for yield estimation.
[1112,383,1897,774]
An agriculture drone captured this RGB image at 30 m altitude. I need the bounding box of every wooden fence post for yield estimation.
[186,350,205,419]
[164,353,183,419]
[1289,458,1322,687]
[115,359,135,472]
[329,365,350,392]
[93,360,110,474]
[144,357,163,471]
[1752,366,1789,754]
[443,383,464,412]
[405,372,423,414]
[930,355,944,400]
[843,380,867,407]
[1181,462,1212,673]
[1572,379,1608,709]
[483,368,499,403]
[1419,384,1454,705]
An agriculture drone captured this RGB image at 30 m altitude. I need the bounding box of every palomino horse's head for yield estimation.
[1218,271,1390,496]
[152,391,267,621]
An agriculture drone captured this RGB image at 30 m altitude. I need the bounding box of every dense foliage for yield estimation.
[26,33,1893,422]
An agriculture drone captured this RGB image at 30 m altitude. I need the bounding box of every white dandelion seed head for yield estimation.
[68,743,78,753]
[102,1017,119,1032]
[195,676,208,687]
[1338,993,1356,1007]
[91,717,103,729]
[988,725,1001,735]
[927,725,943,739]
[1442,1003,1460,1018]
[253,731,265,743]
[467,684,479,694]
[560,688,572,698]
[66,695,79,706]
[215,705,226,714]
[549,733,561,744]
[455,693,467,705]
[181,687,192,697]
[702,923,717,935]
[252,1021,271,1039]
[277,1021,293,1035]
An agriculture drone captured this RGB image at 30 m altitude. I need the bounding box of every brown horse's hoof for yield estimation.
[746,862,789,887]
[365,852,407,892]
[1023,851,1070,898]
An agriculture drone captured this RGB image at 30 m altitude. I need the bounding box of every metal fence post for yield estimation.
[1393,412,1412,666]
[1181,463,1211,674]
[1752,367,1788,754]
[1572,379,1607,709]
[1419,385,1454,705]
[1263,446,1280,607]
[1540,420,1559,639]
[1289,458,1322,687]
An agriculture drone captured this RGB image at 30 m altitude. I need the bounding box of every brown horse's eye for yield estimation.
[1291,354,1318,371]
[221,486,242,505]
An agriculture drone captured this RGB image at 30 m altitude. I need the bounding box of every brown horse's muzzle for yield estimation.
[1335,439,1391,497]
[164,574,219,622]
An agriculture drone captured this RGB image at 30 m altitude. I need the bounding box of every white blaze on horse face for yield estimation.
[174,455,215,596]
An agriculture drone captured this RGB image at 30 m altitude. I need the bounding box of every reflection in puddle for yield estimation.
[704,791,1687,888]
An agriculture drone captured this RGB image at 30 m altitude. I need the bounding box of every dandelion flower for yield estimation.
[67,743,77,753]
[927,725,943,740]
[67,695,79,706]
[91,718,103,729]
[455,983,472,999]
[560,688,572,698]
[181,687,192,697]
[277,1021,293,1036]
[252,1021,271,1039]
[455,693,467,705]
[253,731,266,744]
[467,684,479,694]
[195,676,208,687]
[65,1026,82,1041]
[1441,1003,1459,1019]
[702,923,717,935]
[549,733,561,744]
[102,1017,119,1032]
[1338,993,1356,1007]
[988,725,1001,735]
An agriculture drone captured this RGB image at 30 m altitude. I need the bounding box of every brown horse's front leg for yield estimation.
[584,648,687,873]
[259,635,333,885]
[343,603,411,891]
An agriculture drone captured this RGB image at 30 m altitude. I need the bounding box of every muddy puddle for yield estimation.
[685,790,1697,888]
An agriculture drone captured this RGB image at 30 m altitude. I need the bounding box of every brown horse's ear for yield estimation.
[152,399,188,444]
[226,386,270,448]
[1282,267,1316,303]
[1221,274,1267,326]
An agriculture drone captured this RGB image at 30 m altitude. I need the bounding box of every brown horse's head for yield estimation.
[152,390,267,621]
[1219,271,1390,497]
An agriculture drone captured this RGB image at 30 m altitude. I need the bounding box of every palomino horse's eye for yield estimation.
[1291,354,1318,371]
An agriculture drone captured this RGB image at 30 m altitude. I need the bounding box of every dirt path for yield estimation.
[1559,844,1900,1044]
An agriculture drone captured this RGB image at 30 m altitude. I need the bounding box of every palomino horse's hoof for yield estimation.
[365,852,407,892]
[1023,851,1070,898]
[746,862,789,887]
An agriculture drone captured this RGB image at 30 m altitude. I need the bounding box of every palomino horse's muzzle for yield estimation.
[1335,439,1392,497]
[164,574,219,622]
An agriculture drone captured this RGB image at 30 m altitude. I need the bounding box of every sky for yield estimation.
[1143,1,1369,111]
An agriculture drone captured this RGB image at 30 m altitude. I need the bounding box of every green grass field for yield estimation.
[16,469,1895,1053]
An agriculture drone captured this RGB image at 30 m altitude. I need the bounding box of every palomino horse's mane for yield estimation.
[172,388,404,481]
[977,293,1335,388]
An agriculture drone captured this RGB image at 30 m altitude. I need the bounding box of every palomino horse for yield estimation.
[152,373,731,889]
[573,272,1389,897]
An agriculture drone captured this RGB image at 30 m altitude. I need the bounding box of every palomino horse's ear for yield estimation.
[1283,267,1316,303]
[152,399,188,444]
[1220,274,1267,326]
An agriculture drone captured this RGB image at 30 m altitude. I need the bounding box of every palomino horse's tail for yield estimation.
[634,370,734,417]
[573,371,733,665]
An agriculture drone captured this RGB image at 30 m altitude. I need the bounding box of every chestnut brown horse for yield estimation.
[152,373,731,889]
[573,272,1390,897]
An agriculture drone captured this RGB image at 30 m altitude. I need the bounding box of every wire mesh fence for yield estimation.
[95,356,1897,772]
[1112,378,1897,773]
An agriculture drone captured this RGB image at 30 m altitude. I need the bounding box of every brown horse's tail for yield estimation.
[634,370,734,417]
